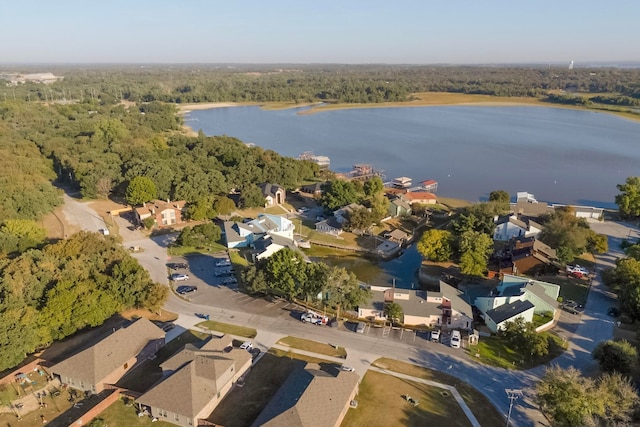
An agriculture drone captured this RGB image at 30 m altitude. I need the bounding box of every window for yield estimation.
[188,419,192,426]
[175,414,179,421]
[80,381,84,388]
[124,363,128,369]
[161,410,167,417]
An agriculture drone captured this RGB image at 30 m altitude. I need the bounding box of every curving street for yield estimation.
[63,198,638,426]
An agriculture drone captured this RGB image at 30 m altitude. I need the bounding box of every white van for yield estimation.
[356,322,366,334]
[450,330,461,348]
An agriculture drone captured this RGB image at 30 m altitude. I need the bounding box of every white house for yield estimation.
[474,274,559,333]
[223,214,294,249]
[493,214,543,241]
[485,300,535,333]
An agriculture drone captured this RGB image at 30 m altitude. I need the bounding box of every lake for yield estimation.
[186,105,640,208]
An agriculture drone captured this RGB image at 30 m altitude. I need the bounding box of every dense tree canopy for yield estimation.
[538,207,594,264]
[458,231,493,277]
[126,176,157,205]
[592,339,637,375]
[616,176,640,219]
[0,232,167,370]
[417,229,453,262]
[602,257,640,320]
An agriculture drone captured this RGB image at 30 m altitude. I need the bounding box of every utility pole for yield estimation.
[505,389,523,427]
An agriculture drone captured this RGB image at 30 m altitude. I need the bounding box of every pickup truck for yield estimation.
[301,313,329,325]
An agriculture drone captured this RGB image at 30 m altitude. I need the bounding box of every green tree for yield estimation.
[320,180,360,211]
[625,244,640,261]
[363,176,384,197]
[417,229,453,262]
[593,339,638,375]
[458,231,493,276]
[346,207,375,231]
[384,302,403,324]
[263,248,307,299]
[615,176,640,219]
[177,223,221,248]
[586,232,608,254]
[536,366,600,427]
[539,207,591,264]
[323,266,370,320]
[0,219,46,255]
[602,257,640,320]
[597,372,639,425]
[214,196,236,215]
[125,176,157,205]
[501,317,549,358]
[242,265,269,295]
[489,190,510,204]
[184,196,216,221]
[239,185,265,209]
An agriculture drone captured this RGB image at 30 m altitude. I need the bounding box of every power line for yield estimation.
[505,389,523,427]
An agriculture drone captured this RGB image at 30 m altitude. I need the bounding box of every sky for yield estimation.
[1,0,638,64]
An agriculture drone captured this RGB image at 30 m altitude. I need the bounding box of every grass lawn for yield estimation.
[277,336,347,358]
[539,275,590,305]
[468,332,566,370]
[229,250,249,267]
[372,358,504,427]
[208,351,334,427]
[90,397,174,427]
[342,370,472,427]
[0,389,74,427]
[197,320,257,338]
[167,243,227,256]
[437,197,473,209]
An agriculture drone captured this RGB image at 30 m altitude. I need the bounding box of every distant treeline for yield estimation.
[3,64,640,105]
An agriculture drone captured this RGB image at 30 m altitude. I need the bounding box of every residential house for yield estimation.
[485,300,535,333]
[253,234,299,261]
[333,203,367,224]
[358,282,473,329]
[135,200,186,227]
[400,191,437,205]
[251,363,359,427]
[493,214,543,241]
[137,335,252,427]
[473,274,559,333]
[300,182,326,197]
[315,217,343,236]
[223,214,294,249]
[387,229,409,244]
[387,198,412,217]
[551,204,604,219]
[496,236,559,276]
[50,318,164,394]
[259,183,286,207]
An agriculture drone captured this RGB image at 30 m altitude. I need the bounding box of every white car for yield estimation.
[431,329,441,342]
[340,365,355,372]
[566,264,589,275]
[170,273,189,282]
[450,330,461,348]
[240,341,253,351]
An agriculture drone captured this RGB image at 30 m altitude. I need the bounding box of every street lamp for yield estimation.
[505,389,523,427]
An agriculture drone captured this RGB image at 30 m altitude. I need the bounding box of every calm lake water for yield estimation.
[187,105,640,208]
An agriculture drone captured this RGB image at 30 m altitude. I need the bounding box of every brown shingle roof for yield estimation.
[252,365,358,427]
[51,318,164,385]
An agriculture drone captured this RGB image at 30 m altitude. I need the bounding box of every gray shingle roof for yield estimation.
[486,300,535,325]
[51,318,164,386]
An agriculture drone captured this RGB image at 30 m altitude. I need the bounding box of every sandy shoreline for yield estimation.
[177,102,245,113]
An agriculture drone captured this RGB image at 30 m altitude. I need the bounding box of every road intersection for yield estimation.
[62,197,638,426]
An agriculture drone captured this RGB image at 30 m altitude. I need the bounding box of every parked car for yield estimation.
[250,348,261,360]
[170,273,189,281]
[216,259,231,267]
[566,264,589,276]
[340,365,355,372]
[356,322,366,334]
[176,285,197,295]
[297,206,309,213]
[240,341,253,351]
[450,330,461,348]
[223,277,237,285]
[301,313,328,325]
[431,329,441,342]
[168,262,188,270]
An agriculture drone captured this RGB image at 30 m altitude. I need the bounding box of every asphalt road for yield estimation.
[64,199,639,426]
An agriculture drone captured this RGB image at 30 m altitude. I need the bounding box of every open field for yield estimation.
[372,358,504,426]
[277,336,347,358]
[342,370,471,427]
[468,332,566,370]
[88,397,175,427]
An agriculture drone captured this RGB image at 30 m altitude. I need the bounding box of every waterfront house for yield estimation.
[333,203,367,224]
[300,182,326,197]
[223,214,295,249]
[51,318,164,394]
[315,217,343,236]
[387,198,412,217]
[135,199,186,227]
[419,179,438,193]
[391,176,413,189]
[493,214,543,241]
[485,300,535,333]
[137,335,251,427]
[400,191,437,205]
[259,183,286,207]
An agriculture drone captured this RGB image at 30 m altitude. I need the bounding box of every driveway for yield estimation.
[62,194,640,426]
